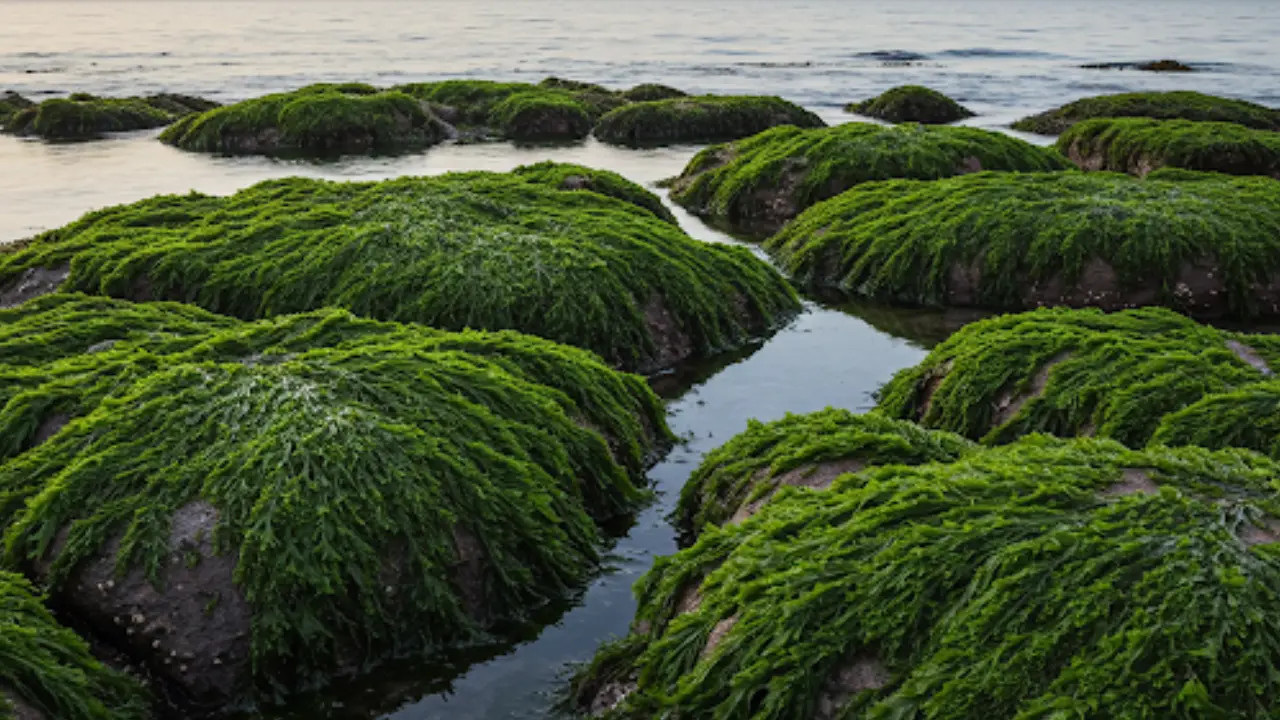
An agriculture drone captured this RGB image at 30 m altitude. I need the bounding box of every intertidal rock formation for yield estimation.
[1057,117,1280,178]
[1011,90,1280,135]
[844,85,975,124]
[4,93,216,141]
[593,95,825,147]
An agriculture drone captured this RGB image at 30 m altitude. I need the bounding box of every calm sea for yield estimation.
[0,1,1276,718]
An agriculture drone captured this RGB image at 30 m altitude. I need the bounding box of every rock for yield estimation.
[620,83,687,103]
[1011,90,1280,135]
[844,85,974,124]
[877,305,1280,454]
[593,95,825,147]
[160,83,448,155]
[489,90,592,142]
[1081,59,1195,72]
[575,434,1280,717]
[393,79,602,140]
[766,170,1280,318]
[1058,117,1280,178]
[0,167,798,374]
[0,90,34,127]
[667,122,1068,234]
[0,295,674,712]
[3,92,216,141]
[0,571,150,719]
[511,161,678,224]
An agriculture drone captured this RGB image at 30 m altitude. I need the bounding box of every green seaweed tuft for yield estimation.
[1058,117,1280,178]
[844,85,974,124]
[3,92,213,141]
[620,84,688,103]
[1011,90,1280,135]
[511,161,677,224]
[593,95,825,147]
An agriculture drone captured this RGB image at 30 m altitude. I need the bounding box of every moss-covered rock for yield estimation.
[0,167,798,373]
[539,77,612,95]
[511,161,677,224]
[394,79,603,140]
[0,91,33,127]
[1058,117,1280,178]
[668,123,1068,232]
[0,293,671,710]
[0,571,151,720]
[573,434,1280,718]
[675,409,974,539]
[621,84,688,103]
[844,85,974,124]
[593,95,825,147]
[489,90,592,141]
[4,93,215,141]
[1011,90,1280,135]
[876,305,1280,456]
[159,83,448,155]
[766,170,1280,317]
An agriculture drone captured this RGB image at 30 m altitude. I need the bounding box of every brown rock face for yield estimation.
[0,266,69,308]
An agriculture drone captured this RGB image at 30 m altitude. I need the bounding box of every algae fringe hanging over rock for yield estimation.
[1057,117,1280,178]
[844,85,975,125]
[667,122,1068,233]
[0,571,151,720]
[1010,90,1280,135]
[0,165,798,373]
[766,170,1280,317]
[593,95,825,147]
[0,294,672,710]
[875,305,1280,456]
[5,93,216,141]
[572,433,1280,719]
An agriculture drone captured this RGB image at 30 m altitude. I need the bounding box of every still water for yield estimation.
[1,1,1276,717]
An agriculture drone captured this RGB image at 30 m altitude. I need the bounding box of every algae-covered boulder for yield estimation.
[393,79,603,140]
[668,122,1068,232]
[1011,90,1280,135]
[4,93,216,141]
[511,161,677,224]
[1058,117,1280,178]
[844,85,975,124]
[675,408,973,539]
[488,90,592,141]
[573,434,1280,718]
[0,294,671,710]
[876,306,1280,455]
[594,95,825,147]
[1081,59,1196,72]
[0,166,798,373]
[160,83,448,155]
[1,571,151,720]
[0,91,33,127]
[621,84,687,103]
[767,170,1280,316]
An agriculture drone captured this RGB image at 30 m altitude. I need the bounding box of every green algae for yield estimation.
[1011,90,1280,135]
[766,170,1280,316]
[593,95,825,147]
[844,85,974,125]
[575,433,1280,719]
[393,79,606,137]
[0,92,33,127]
[1058,117,1280,178]
[159,84,447,155]
[511,161,677,224]
[0,571,150,720]
[876,306,1280,456]
[620,84,688,103]
[675,408,974,539]
[668,122,1068,231]
[0,294,671,702]
[489,91,592,141]
[0,168,798,373]
[3,93,213,141]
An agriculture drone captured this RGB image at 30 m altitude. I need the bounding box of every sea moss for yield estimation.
[621,84,687,103]
[1058,117,1280,178]
[0,168,798,373]
[511,161,677,224]
[675,409,974,539]
[159,84,448,155]
[574,435,1280,718]
[394,79,605,137]
[0,294,671,705]
[668,122,1068,232]
[766,170,1280,317]
[1011,90,1280,135]
[593,95,825,147]
[0,571,150,720]
[876,306,1280,455]
[489,91,592,141]
[0,92,33,127]
[844,85,974,124]
[2,93,214,141]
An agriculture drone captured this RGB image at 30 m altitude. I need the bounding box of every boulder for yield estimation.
[1058,117,1280,178]
[0,166,798,373]
[0,91,33,127]
[1011,90,1280,135]
[620,84,687,103]
[667,122,1068,234]
[573,434,1280,718]
[844,85,974,124]
[4,93,216,141]
[393,79,604,140]
[593,95,824,147]
[766,170,1280,317]
[489,91,592,141]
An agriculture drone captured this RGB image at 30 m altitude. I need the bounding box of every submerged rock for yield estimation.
[767,170,1280,317]
[0,294,672,712]
[1081,59,1195,72]
[844,85,974,124]
[160,83,449,155]
[4,93,216,141]
[1058,117,1280,178]
[573,433,1280,718]
[1011,90,1280,135]
[667,122,1067,233]
[0,571,151,719]
[877,306,1280,454]
[0,165,798,373]
[593,95,824,147]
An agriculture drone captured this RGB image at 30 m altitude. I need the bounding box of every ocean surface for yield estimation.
[1,1,1277,718]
